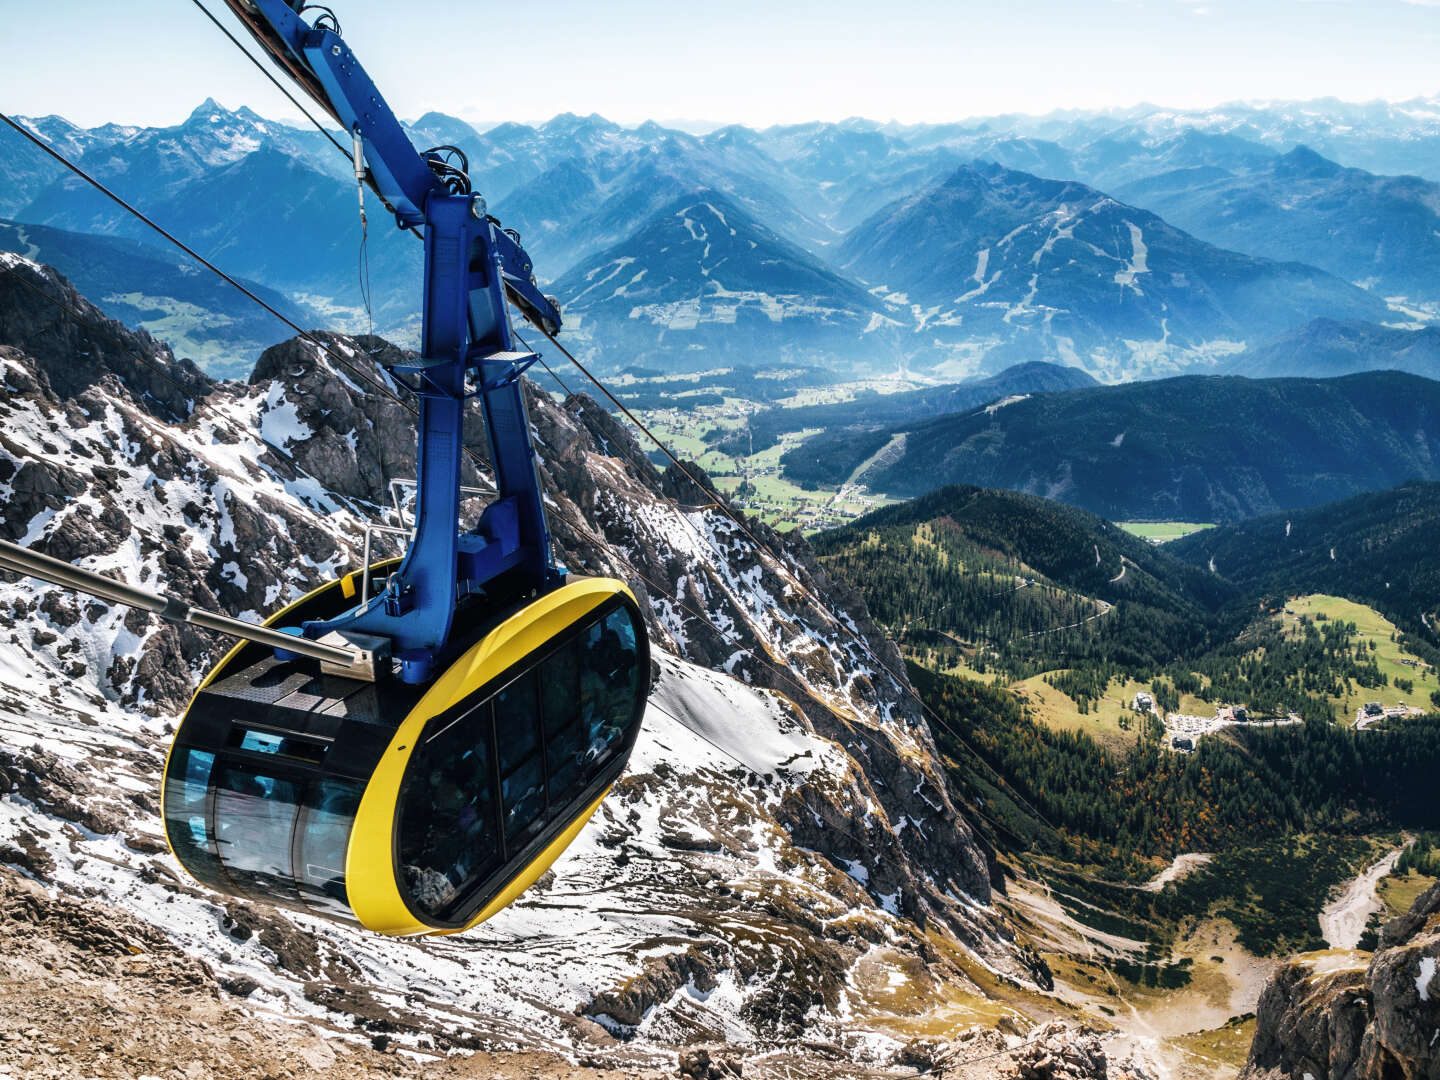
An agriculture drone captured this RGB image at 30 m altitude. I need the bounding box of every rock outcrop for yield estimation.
[1242,882,1440,1080]
[0,256,1022,1062]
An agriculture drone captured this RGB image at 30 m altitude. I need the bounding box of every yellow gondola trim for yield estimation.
[345,577,636,936]
[159,560,402,876]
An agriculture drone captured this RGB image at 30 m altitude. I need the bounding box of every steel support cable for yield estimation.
[525,317,1062,836]
[513,329,575,398]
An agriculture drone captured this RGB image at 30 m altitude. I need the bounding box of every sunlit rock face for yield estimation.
[0,256,1018,1063]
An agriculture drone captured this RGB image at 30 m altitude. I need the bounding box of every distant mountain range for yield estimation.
[551,193,895,372]
[1114,146,1440,303]
[1235,319,1440,380]
[6,98,1440,378]
[838,163,1389,379]
[782,370,1440,522]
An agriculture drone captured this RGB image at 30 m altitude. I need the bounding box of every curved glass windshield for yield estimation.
[212,765,303,903]
[398,701,500,919]
[396,598,646,923]
[162,747,227,891]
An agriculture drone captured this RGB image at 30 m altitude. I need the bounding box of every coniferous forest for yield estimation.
[812,482,1440,957]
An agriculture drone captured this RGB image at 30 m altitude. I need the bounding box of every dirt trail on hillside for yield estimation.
[1141,853,1213,893]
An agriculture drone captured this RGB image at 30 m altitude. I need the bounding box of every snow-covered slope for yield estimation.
[0,256,1027,1067]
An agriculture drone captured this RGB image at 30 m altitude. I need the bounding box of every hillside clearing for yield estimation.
[1117,521,1215,544]
[1282,594,1435,719]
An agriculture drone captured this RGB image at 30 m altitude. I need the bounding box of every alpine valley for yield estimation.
[3,87,1440,1080]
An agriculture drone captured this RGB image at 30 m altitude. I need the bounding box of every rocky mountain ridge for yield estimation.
[0,254,1055,1070]
[1241,882,1440,1080]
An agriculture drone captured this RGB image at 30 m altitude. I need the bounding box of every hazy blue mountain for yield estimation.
[838,163,1391,379]
[495,136,835,275]
[8,99,1439,376]
[0,117,86,217]
[17,100,343,232]
[1114,147,1440,303]
[0,219,318,376]
[551,192,896,373]
[948,97,1440,181]
[1072,129,1278,191]
[1111,97,1440,181]
[1233,319,1440,380]
[782,371,1440,522]
[135,148,418,329]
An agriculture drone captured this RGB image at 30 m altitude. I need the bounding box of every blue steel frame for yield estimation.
[230,0,564,683]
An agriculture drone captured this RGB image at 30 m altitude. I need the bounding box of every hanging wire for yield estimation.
[421,145,472,195]
[297,3,341,34]
[351,128,376,343]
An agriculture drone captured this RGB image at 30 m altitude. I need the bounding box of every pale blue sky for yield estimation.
[4,1,1440,129]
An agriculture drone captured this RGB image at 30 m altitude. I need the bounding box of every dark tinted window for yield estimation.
[539,639,585,802]
[297,778,361,917]
[497,673,545,841]
[578,608,642,773]
[397,702,499,920]
[162,747,227,890]
[395,599,645,923]
[212,765,302,902]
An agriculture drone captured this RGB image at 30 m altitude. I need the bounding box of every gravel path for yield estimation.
[1319,843,1409,949]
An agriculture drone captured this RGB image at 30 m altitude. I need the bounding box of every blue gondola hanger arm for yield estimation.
[221,0,564,684]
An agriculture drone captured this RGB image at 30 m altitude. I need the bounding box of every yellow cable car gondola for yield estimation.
[0,0,653,935]
[163,572,647,935]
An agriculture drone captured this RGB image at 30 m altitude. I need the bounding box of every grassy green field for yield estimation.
[1282,594,1435,720]
[1116,521,1215,543]
[1379,869,1437,917]
[640,403,897,532]
[1009,672,1149,754]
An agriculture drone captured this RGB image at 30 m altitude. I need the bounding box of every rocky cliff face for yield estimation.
[0,254,1022,1066]
[1242,881,1440,1080]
